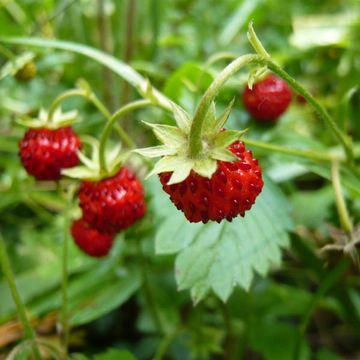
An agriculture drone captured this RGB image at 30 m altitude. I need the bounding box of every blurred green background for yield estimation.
[0,0,360,359]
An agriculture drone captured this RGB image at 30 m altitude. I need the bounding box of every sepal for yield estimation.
[213,129,248,148]
[62,138,128,181]
[16,107,78,129]
[142,122,187,149]
[171,102,191,134]
[133,145,177,158]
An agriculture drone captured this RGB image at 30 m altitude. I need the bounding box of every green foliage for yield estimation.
[154,177,292,302]
[0,0,359,359]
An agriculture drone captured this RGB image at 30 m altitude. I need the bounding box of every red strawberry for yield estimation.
[159,141,263,223]
[19,127,81,181]
[243,74,292,122]
[78,167,146,233]
[71,219,114,258]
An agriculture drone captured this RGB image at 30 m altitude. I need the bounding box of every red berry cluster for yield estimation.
[160,140,263,223]
[73,167,146,257]
[18,126,146,258]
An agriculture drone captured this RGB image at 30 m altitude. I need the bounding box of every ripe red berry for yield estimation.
[19,127,81,181]
[159,141,263,223]
[78,167,146,233]
[71,219,114,258]
[243,74,292,122]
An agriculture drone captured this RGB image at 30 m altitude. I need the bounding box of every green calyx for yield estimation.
[134,100,247,185]
[62,137,129,181]
[17,107,78,130]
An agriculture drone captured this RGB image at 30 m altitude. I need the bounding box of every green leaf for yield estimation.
[219,0,262,45]
[155,177,292,303]
[70,270,141,326]
[0,37,172,110]
[133,145,177,158]
[143,122,186,148]
[171,102,192,134]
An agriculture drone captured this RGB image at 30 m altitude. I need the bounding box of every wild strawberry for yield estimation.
[71,219,114,258]
[19,126,81,181]
[243,74,292,122]
[19,126,81,180]
[78,167,146,233]
[159,141,263,223]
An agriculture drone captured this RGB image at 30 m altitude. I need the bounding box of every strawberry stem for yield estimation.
[331,161,353,234]
[244,138,341,162]
[189,54,262,157]
[189,51,354,162]
[98,99,152,175]
[0,233,42,360]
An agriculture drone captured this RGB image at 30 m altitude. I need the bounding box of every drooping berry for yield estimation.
[78,167,146,233]
[19,127,81,181]
[159,141,263,223]
[243,74,292,122]
[15,62,37,82]
[71,219,114,258]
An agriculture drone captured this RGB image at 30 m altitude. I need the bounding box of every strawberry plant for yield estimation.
[0,1,359,359]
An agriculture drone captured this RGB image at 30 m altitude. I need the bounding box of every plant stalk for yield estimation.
[189,54,353,163]
[0,233,42,360]
[243,138,340,162]
[331,161,353,234]
[98,99,151,174]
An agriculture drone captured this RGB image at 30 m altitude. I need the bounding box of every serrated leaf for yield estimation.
[213,99,235,134]
[154,177,292,303]
[143,122,186,148]
[133,145,177,158]
[213,129,247,148]
[193,158,218,178]
[210,148,238,162]
[171,102,191,134]
[168,159,194,184]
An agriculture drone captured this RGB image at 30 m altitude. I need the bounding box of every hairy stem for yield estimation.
[331,161,353,234]
[0,233,42,360]
[98,99,151,174]
[189,54,353,163]
[243,138,340,162]
[47,88,133,150]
